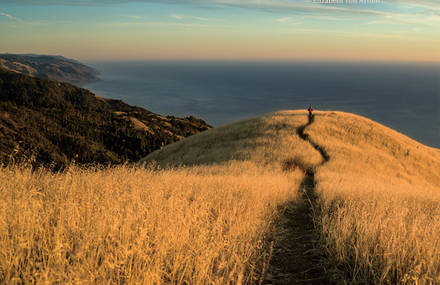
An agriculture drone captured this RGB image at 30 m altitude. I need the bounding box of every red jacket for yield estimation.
[308,106,313,113]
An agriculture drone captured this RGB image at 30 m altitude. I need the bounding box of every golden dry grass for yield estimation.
[3,110,439,284]
[141,112,322,170]
[0,111,318,284]
[306,111,440,284]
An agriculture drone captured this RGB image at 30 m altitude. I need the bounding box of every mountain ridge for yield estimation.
[0,68,211,169]
[0,53,99,86]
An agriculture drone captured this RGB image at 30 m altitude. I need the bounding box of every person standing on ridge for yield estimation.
[307,105,313,121]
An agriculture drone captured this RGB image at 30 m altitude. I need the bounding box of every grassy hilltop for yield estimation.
[1,110,439,284]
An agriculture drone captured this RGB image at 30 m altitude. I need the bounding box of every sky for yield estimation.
[0,0,439,62]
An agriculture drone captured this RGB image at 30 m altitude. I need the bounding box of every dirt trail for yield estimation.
[264,115,331,284]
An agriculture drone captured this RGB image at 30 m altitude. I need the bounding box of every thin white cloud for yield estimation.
[3,0,440,23]
[276,17,301,25]
[206,0,387,16]
[206,0,440,27]
[121,14,144,19]
[4,0,440,10]
[171,13,185,20]
[388,0,440,7]
[276,17,292,23]
[0,0,401,17]
[105,20,225,30]
[0,11,19,21]
[171,13,216,21]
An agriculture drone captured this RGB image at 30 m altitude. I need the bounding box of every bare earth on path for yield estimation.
[264,116,334,285]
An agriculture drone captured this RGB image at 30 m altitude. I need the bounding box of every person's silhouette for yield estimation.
[307,105,313,121]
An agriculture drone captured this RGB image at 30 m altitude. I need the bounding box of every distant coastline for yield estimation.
[0,54,100,86]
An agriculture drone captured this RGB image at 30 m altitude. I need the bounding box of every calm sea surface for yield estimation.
[85,61,440,148]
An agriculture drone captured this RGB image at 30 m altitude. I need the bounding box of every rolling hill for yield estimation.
[1,110,439,284]
[142,110,440,284]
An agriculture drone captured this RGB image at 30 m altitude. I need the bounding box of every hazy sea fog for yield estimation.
[85,61,440,148]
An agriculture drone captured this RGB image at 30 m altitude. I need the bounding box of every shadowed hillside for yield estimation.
[0,68,211,169]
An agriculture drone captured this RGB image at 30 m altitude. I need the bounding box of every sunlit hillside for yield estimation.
[141,111,322,170]
[0,111,320,284]
[305,111,440,284]
[145,110,440,284]
[1,110,439,284]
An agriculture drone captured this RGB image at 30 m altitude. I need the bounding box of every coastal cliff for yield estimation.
[0,54,100,86]
[0,68,211,169]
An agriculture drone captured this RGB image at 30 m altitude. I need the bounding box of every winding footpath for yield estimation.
[264,115,332,285]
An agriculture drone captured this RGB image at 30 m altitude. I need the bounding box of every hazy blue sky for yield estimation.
[0,0,439,61]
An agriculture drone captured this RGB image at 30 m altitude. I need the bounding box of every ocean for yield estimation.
[85,60,440,148]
